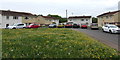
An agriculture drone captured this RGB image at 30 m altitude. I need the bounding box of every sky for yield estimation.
[0,0,120,17]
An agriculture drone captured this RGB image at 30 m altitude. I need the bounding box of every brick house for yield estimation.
[97,10,120,27]
[41,16,60,25]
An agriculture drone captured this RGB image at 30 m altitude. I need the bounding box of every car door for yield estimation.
[104,26,109,32]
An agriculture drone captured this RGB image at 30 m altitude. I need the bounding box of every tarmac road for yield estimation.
[72,28,120,51]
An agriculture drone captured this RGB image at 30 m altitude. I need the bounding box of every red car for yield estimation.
[81,24,87,28]
[26,24,40,28]
[65,23,73,28]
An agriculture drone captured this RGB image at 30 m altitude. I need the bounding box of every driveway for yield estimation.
[72,28,119,51]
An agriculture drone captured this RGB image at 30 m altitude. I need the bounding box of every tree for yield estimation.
[59,18,67,23]
[47,14,61,18]
[38,14,43,16]
[47,14,67,23]
[92,17,98,23]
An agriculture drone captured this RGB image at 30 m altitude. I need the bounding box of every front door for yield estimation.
[6,24,9,27]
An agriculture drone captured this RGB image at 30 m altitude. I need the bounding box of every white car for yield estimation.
[48,24,56,28]
[7,23,26,29]
[102,24,120,33]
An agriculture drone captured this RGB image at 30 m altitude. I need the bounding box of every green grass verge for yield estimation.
[2,28,119,58]
[0,29,2,58]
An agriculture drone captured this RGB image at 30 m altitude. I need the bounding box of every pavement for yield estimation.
[72,28,120,51]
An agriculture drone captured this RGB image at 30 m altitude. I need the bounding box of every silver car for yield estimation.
[7,23,26,29]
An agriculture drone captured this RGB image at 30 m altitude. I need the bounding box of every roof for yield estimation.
[97,10,120,17]
[68,16,91,19]
[42,16,60,19]
[0,10,34,16]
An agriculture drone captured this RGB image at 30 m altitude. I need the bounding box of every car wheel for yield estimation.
[102,29,105,32]
[23,27,26,29]
[109,30,113,34]
[12,27,16,29]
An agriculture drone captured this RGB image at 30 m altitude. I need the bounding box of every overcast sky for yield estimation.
[0,0,120,17]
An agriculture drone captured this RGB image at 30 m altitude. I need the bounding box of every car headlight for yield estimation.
[112,29,116,31]
[112,29,115,30]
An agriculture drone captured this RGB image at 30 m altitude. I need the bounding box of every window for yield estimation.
[6,16,9,19]
[86,19,88,21]
[106,16,108,19]
[109,16,112,19]
[17,24,24,26]
[25,17,29,19]
[70,20,72,21]
[6,24,9,27]
[13,16,18,19]
[81,19,84,21]
[101,17,103,19]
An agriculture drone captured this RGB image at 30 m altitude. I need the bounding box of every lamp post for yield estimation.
[66,10,68,22]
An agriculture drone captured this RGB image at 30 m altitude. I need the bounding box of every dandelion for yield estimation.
[68,53,71,55]
[69,46,72,48]
[64,48,67,50]
[37,54,40,55]
[11,49,13,52]
[112,53,115,55]
[35,45,38,48]
[110,56,112,57]
[46,41,49,43]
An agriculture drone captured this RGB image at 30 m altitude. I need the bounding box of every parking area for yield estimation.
[72,28,119,51]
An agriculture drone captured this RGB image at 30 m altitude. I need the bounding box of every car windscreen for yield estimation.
[91,24,98,26]
[109,26,118,28]
[17,24,24,26]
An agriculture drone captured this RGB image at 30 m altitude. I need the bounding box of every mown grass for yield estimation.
[0,29,2,58]
[2,28,119,58]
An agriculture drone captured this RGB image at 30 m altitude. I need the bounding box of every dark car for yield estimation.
[81,24,87,29]
[26,24,40,28]
[73,24,80,28]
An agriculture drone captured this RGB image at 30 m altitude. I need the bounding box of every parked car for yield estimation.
[49,24,56,28]
[26,24,40,28]
[90,23,99,30]
[81,24,87,29]
[7,23,26,29]
[102,24,120,33]
[57,23,64,28]
[73,24,80,28]
[65,23,73,28]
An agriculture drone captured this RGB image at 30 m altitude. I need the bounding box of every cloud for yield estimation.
[1,0,119,17]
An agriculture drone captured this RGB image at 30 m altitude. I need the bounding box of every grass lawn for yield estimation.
[2,28,119,58]
[0,29,2,58]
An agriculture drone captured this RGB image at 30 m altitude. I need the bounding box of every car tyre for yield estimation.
[102,29,105,32]
[23,27,26,29]
[12,27,16,29]
[109,30,113,34]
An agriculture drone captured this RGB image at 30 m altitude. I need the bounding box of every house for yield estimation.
[97,10,120,27]
[23,16,52,25]
[0,10,34,28]
[68,16,92,26]
[41,16,60,25]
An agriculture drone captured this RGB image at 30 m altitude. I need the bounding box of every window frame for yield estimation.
[81,19,84,21]
[13,16,19,19]
[6,16,9,19]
